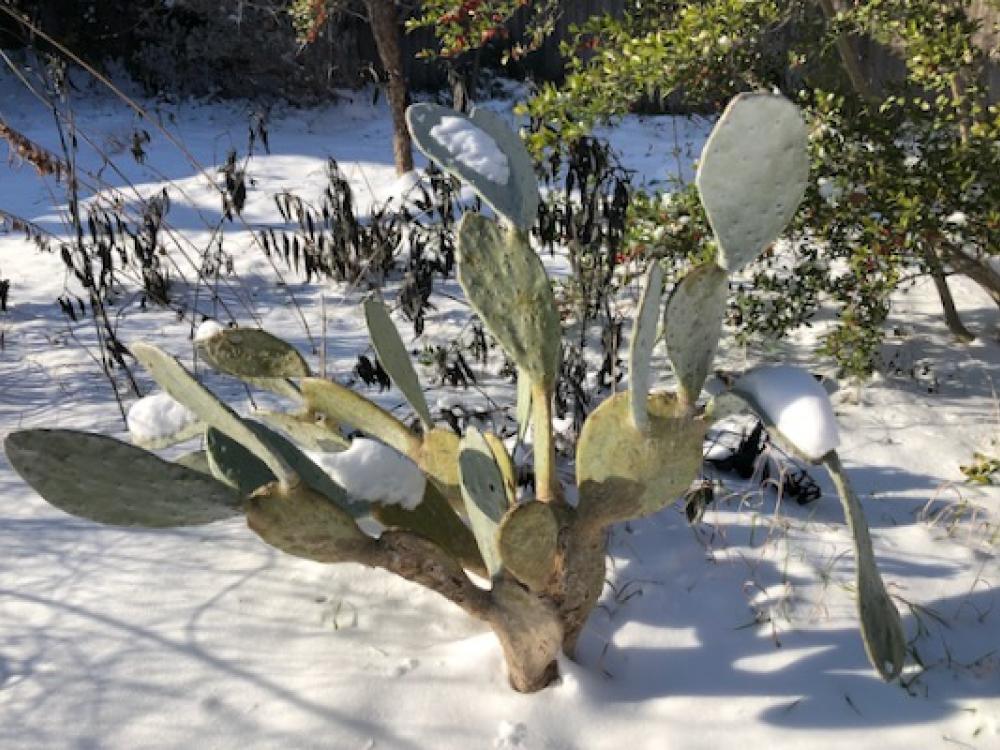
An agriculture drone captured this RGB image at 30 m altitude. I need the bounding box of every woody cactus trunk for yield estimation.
[3,93,905,693]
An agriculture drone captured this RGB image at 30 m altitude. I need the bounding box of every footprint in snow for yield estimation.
[494,721,528,749]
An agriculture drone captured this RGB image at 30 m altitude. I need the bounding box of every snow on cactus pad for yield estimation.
[732,365,840,462]
[308,438,426,510]
[407,103,538,229]
[696,92,809,272]
[126,391,202,449]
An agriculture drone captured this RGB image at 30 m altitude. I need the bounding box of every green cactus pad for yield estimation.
[696,91,809,272]
[132,343,298,488]
[416,427,462,507]
[373,480,486,576]
[197,328,310,379]
[823,452,907,681]
[458,426,511,579]
[457,213,560,388]
[253,410,349,451]
[407,103,538,230]
[205,421,364,517]
[4,430,241,527]
[174,450,212,475]
[498,501,558,591]
[576,391,705,524]
[628,262,664,432]
[664,263,729,407]
[301,377,421,458]
[363,296,434,430]
[515,367,532,442]
[246,482,373,564]
[704,391,749,423]
[483,431,517,502]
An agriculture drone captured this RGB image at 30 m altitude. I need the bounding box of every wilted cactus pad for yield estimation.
[576,392,705,521]
[4,429,240,527]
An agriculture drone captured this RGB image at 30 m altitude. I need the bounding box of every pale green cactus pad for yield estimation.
[197,328,310,379]
[824,452,907,681]
[301,377,420,458]
[205,421,364,518]
[132,343,297,488]
[372,481,486,576]
[458,427,511,579]
[416,428,462,505]
[483,431,517,502]
[515,368,532,442]
[174,450,212,475]
[576,392,705,523]
[406,103,539,230]
[4,430,240,527]
[498,501,558,591]
[696,91,809,272]
[253,410,349,451]
[457,213,560,388]
[628,262,664,431]
[664,263,729,407]
[246,483,372,564]
[363,296,434,430]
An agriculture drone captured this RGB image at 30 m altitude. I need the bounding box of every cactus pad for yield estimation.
[407,103,538,230]
[696,92,809,272]
[628,262,664,431]
[498,501,558,591]
[253,410,348,451]
[5,429,240,527]
[576,391,705,523]
[458,427,511,579]
[246,482,372,564]
[197,328,310,379]
[206,421,364,517]
[132,343,297,488]
[301,377,420,458]
[824,452,906,681]
[364,296,434,430]
[373,481,486,576]
[174,450,213,475]
[664,263,729,407]
[457,213,560,388]
[416,427,462,504]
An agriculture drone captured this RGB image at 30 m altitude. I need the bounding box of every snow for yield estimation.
[126,391,199,444]
[430,116,510,185]
[0,70,998,750]
[194,319,225,342]
[307,439,425,509]
[733,365,840,461]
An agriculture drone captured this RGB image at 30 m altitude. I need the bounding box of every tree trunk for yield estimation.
[363,0,414,175]
[943,246,1000,312]
[923,248,975,342]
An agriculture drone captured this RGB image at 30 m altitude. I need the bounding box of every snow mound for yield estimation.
[308,438,425,510]
[194,319,224,342]
[733,365,840,461]
[430,116,510,185]
[126,392,199,443]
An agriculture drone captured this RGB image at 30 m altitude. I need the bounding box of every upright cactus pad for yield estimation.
[363,296,434,430]
[458,427,511,579]
[628,262,664,431]
[498,501,558,592]
[5,429,241,527]
[664,262,729,407]
[697,92,809,272]
[407,103,539,230]
[456,213,560,389]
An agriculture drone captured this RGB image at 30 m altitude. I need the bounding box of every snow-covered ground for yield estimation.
[1,70,998,749]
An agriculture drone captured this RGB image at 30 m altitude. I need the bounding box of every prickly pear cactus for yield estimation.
[2,92,905,698]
